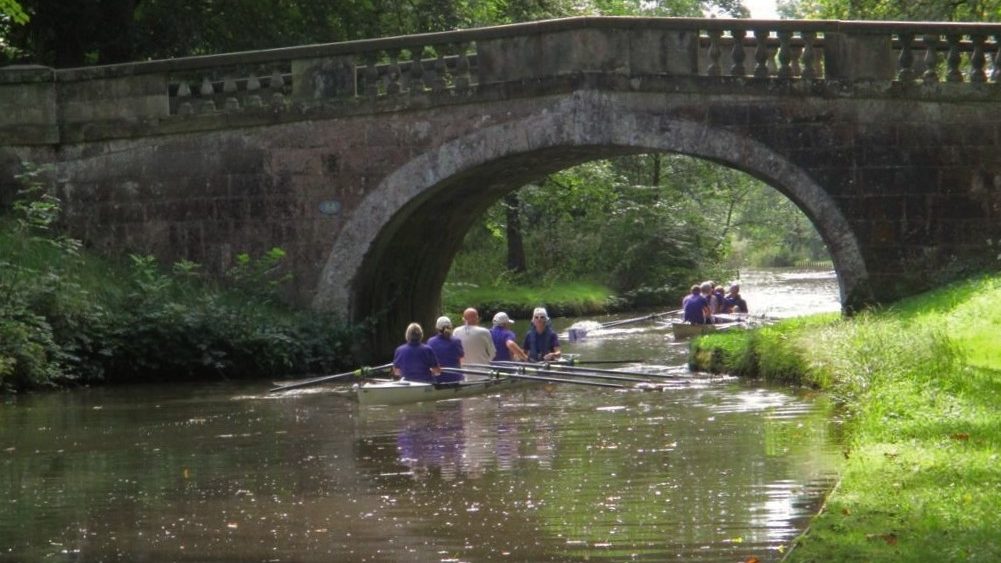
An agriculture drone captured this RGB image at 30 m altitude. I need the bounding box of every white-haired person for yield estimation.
[393,323,441,383]
[522,307,561,362]
[490,312,528,362]
[427,315,465,383]
[452,308,496,366]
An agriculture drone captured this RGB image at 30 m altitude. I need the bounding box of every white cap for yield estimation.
[532,307,549,320]
[492,312,513,326]
[435,316,452,330]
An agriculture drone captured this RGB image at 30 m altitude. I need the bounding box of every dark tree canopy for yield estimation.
[2,0,744,67]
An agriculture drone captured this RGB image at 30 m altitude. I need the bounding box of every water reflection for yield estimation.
[0,268,843,562]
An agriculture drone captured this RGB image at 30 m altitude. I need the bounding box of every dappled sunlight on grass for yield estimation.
[441,281,613,317]
[689,273,1001,561]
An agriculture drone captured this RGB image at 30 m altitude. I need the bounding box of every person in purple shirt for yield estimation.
[428,316,465,383]
[681,284,701,308]
[393,323,441,383]
[683,291,709,325]
[490,312,528,362]
[523,307,561,362]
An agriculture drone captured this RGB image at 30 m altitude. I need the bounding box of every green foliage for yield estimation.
[5,0,746,67]
[450,152,824,308]
[0,0,28,24]
[783,0,1001,22]
[0,163,358,391]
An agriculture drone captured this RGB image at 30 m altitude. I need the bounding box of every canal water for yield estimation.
[1,269,842,562]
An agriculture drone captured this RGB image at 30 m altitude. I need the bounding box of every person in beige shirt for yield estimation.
[452,308,496,365]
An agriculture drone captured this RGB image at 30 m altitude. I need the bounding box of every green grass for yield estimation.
[441,280,614,319]
[690,273,1001,561]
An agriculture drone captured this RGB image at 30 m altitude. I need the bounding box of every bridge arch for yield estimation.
[313,91,870,356]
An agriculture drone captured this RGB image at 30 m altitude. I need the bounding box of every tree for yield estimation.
[503,193,527,274]
[780,0,1001,21]
[3,0,752,67]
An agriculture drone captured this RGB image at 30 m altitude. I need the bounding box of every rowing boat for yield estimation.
[353,374,528,405]
[671,321,743,339]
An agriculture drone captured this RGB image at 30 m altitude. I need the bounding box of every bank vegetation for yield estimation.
[690,274,1001,561]
[0,166,358,392]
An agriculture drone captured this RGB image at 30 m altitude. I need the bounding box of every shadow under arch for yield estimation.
[314,92,872,359]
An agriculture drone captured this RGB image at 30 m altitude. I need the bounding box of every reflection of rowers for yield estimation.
[396,402,465,481]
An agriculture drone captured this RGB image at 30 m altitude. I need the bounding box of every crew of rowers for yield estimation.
[393,306,562,383]
[682,281,748,325]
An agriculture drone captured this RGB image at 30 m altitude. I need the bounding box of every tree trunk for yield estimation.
[504,193,527,274]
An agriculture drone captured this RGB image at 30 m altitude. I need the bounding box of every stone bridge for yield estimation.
[3,17,1001,357]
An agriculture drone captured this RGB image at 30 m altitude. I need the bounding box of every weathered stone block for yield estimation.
[58,73,169,127]
[0,67,58,144]
[824,32,894,81]
[292,57,356,100]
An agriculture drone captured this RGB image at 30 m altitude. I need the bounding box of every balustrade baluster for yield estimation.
[244,73,261,107]
[946,34,963,82]
[200,76,214,96]
[269,69,286,110]
[270,69,285,89]
[175,80,193,116]
[753,29,770,78]
[993,35,1001,82]
[923,34,940,84]
[776,30,792,79]
[706,29,722,76]
[199,76,216,112]
[454,44,471,93]
[969,34,987,83]
[433,50,448,93]
[897,33,914,82]
[801,31,817,79]
[387,50,402,95]
[730,29,746,76]
[222,75,237,94]
[363,53,380,98]
[410,47,426,95]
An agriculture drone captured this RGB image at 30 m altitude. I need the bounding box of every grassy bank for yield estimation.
[441,281,616,319]
[690,274,1001,561]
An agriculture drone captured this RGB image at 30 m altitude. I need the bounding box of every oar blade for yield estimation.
[269,363,392,393]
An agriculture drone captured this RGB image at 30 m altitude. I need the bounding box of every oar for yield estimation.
[442,367,625,389]
[269,363,393,393]
[490,360,648,382]
[598,313,657,329]
[563,358,643,365]
[476,362,668,384]
[487,360,675,380]
[599,308,683,329]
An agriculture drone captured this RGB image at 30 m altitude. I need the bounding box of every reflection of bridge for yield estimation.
[3,17,1001,357]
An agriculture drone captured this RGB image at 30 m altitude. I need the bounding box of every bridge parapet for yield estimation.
[2,17,1000,146]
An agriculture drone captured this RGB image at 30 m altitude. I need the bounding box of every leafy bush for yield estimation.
[0,162,359,391]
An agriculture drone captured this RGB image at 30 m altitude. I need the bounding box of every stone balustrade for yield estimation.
[2,17,1000,146]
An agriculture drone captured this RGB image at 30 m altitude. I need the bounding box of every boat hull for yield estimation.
[672,321,742,339]
[355,375,527,405]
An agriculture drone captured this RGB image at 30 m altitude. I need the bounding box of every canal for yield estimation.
[1,269,842,562]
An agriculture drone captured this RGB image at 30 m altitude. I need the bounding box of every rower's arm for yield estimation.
[506,339,528,361]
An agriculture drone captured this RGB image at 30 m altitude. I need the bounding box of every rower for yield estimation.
[523,307,561,362]
[392,323,441,383]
